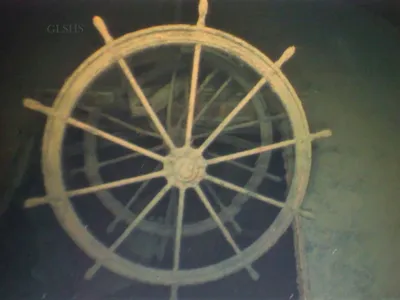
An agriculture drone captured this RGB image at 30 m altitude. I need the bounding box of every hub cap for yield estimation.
[164,147,206,188]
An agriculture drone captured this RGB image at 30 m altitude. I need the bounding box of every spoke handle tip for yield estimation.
[299,209,315,219]
[23,98,41,110]
[106,221,118,233]
[321,129,333,138]
[247,266,260,281]
[276,46,296,68]
[24,196,48,208]
[312,129,333,140]
[93,16,113,42]
[197,0,209,26]
[23,98,55,117]
[93,16,105,30]
[198,0,209,17]
[84,265,98,280]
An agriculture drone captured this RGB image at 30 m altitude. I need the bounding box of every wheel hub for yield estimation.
[164,147,206,188]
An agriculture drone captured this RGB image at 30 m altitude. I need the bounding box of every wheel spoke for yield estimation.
[173,188,185,269]
[117,65,173,146]
[71,171,166,197]
[93,16,175,150]
[167,70,178,132]
[167,188,179,223]
[70,144,165,175]
[205,174,314,219]
[207,130,332,165]
[203,182,242,233]
[194,130,258,152]
[78,105,160,138]
[198,77,268,152]
[195,113,286,132]
[194,186,259,281]
[66,132,135,157]
[212,134,258,149]
[157,188,178,261]
[194,120,259,139]
[185,44,203,146]
[207,113,286,135]
[207,151,282,183]
[24,99,165,162]
[197,45,298,153]
[136,59,182,86]
[219,121,262,133]
[24,170,165,208]
[194,77,232,124]
[176,69,218,129]
[170,286,179,300]
[170,188,185,300]
[85,183,171,279]
[106,164,163,233]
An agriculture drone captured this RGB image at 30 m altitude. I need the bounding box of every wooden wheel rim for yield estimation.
[42,25,312,285]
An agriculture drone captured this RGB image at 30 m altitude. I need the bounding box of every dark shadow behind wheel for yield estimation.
[0,111,44,217]
[0,162,41,299]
